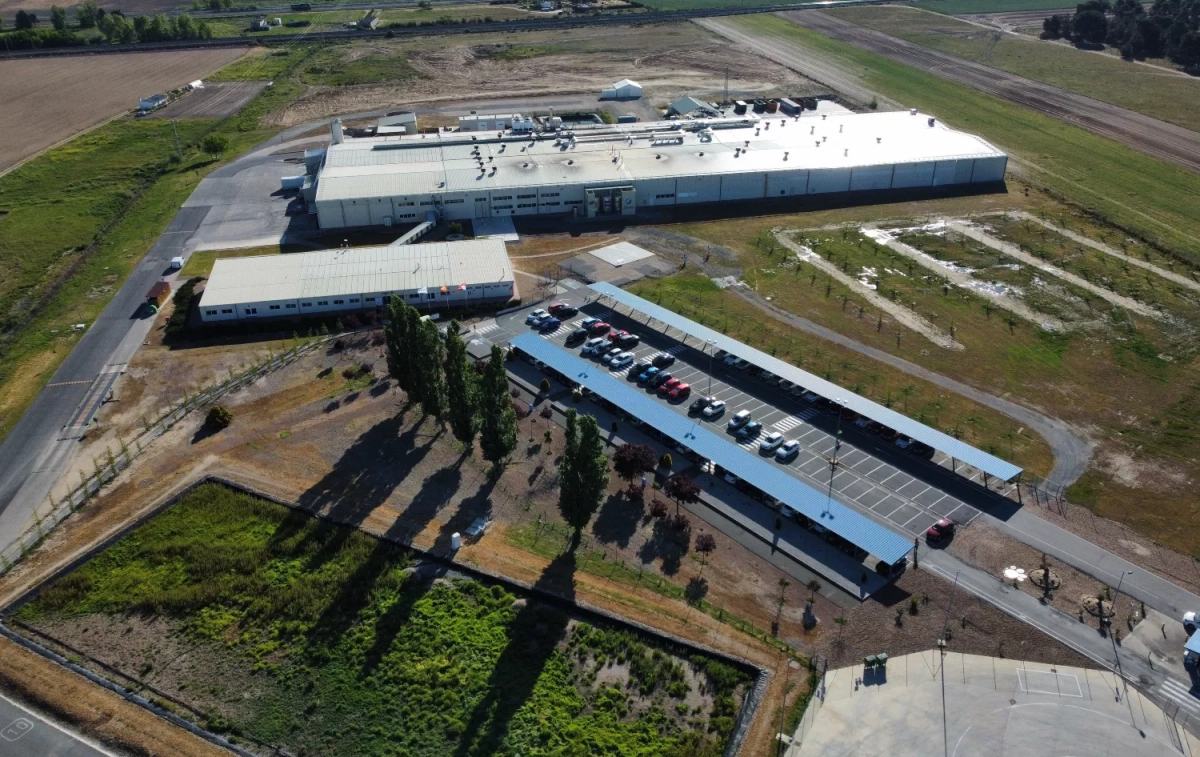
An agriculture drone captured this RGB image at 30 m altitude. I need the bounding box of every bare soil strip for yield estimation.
[947,220,1166,319]
[775,229,964,350]
[777,10,1200,173]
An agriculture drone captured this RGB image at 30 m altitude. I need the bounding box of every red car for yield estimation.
[588,321,611,335]
[606,329,629,342]
[547,302,569,314]
[657,377,681,396]
[926,518,957,544]
[668,382,691,400]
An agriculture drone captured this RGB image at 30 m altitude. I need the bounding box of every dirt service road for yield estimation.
[775,10,1200,173]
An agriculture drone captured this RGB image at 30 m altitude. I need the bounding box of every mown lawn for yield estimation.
[735,14,1200,265]
[825,6,1200,133]
[16,483,750,757]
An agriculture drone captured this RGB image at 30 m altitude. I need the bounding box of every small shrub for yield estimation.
[659,452,673,469]
[909,597,920,615]
[342,366,359,379]
[205,405,233,431]
[539,377,551,393]
[649,499,669,518]
[540,405,553,419]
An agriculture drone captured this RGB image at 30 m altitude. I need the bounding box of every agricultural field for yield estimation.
[12,483,753,757]
[824,5,1200,133]
[0,48,247,173]
[205,3,535,37]
[724,14,1200,265]
[909,0,1078,14]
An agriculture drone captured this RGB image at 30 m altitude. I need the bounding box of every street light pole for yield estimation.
[707,339,716,397]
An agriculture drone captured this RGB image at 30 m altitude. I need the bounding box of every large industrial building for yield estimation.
[198,239,514,322]
[308,108,1007,230]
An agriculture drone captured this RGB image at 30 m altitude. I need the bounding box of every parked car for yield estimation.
[650,371,673,388]
[723,354,739,367]
[565,327,589,345]
[879,428,899,443]
[657,378,681,396]
[601,347,623,364]
[854,416,871,430]
[538,317,561,332]
[580,316,601,329]
[652,353,676,368]
[864,420,884,435]
[727,409,752,429]
[668,382,690,400]
[588,321,612,335]
[689,396,713,414]
[702,399,727,419]
[582,337,607,355]
[761,371,779,384]
[606,329,629,343]
[781,503,799,521]
[894,434,913,450]
[547,302,569,314]
[548,302,577,317]
[615,333,640,349]
[629,360,652,376]
[926,518,956,544]
[759,431,785,454]
[609,352,635,369]
[525,308,549,324]
[637,366,660,383]
[775,439,801,462]
[732,358,750,371]
[802,391,819,403]
[736,420,763,440]
[789,385,806,398]
[779,379,794,391]
[910,441,935,459]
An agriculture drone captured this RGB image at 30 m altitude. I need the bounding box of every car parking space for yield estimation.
[511,299,985,541]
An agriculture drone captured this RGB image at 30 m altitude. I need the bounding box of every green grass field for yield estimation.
[16,483,750,757]
[909,0,1076,15]
[736,14,1200,265]
[0,47,314,446]
[825,6,1200,133]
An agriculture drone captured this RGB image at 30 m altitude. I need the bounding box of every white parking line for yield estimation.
[773,417,805,432]
[1160,678,1200,716]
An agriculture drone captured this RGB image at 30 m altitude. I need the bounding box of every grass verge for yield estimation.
[825,6,1200,133]
[15,482,751,757]
[738,14,1200,265]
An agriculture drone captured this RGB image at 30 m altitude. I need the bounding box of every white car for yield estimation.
[727,409,752,429]
[775,439,801,462]
[781,503,799,520]
[601,347,623,364]
[701,399,727,419]
[759,431,785,453]
[525,308,549,324]
[582,337,607,355]
[609,352,635,369]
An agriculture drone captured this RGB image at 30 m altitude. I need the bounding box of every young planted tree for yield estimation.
[201,133,230,161]
[558,410,596,539]
[413,319,447,419]
[663,473,702,515]
[694,532,717,574]
[571,415,610,537]
[479,345,517,466]
[50,5,67,30]
[612,443,657,496]
[443,321,478,447]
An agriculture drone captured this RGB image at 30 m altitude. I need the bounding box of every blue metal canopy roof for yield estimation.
[511,333,914,565]
[588,282,1023,482]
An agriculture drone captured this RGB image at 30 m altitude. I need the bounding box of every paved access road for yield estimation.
[0,692,113,757]
[773,10,1200,172]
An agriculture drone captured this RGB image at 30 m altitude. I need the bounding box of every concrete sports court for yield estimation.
[787,650,1196,757]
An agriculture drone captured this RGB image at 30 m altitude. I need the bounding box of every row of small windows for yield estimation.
[517,203,536,209]
[655,193,676,199]
[516,193,536,199]
[209,288,508,316]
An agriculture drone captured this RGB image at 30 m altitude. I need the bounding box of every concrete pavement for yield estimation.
[0,692,114,757]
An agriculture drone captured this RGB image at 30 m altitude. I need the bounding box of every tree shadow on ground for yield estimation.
[452,550,577,757]
[302,536,408,658]
[637,516,689,576]
[359,562,448,677]
[686,576,709,604]
[590,493,641,550]
[297,412,439,528]
[432,474,498,555]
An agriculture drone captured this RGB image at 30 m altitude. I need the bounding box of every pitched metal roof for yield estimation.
[588,282,1023,482]
[510,333,914,565]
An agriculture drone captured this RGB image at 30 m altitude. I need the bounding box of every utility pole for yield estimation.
[171,120,182,158]
[724,67,729,107]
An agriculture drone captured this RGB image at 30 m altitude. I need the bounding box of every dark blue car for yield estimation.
[637,366,660,383]
[539,317,561,332]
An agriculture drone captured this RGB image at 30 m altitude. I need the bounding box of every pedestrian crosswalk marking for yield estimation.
[473,322,498,335]
[665,344,686,355]
[773,417,805,432]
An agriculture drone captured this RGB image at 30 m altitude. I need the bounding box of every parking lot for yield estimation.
[493,295,988,541]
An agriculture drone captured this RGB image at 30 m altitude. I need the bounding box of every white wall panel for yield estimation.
[970,156,1007,183]
[807,168,851,194]
[720,172,766,201]
[849,165,894,191]
[891,162,935,189]
[766,170,808,197]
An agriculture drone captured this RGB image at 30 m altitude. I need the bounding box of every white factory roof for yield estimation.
[199,239,513,308]
[314,110,1006,204]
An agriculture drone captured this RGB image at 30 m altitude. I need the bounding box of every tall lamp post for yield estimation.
[706,339,717,397]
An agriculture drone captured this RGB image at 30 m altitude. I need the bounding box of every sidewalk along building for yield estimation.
[308,108,1007,230]
[197,239,514,323]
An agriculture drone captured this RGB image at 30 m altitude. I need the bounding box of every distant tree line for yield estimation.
[1043,0,1200,68]
[1,1,211,49]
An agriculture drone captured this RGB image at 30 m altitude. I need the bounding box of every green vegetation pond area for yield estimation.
[13,484,752,757]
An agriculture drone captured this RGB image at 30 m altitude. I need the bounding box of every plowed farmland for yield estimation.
[0,48,248,174]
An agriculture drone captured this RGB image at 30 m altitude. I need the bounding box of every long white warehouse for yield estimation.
[198,239,514,322]
[311,109,1007,229]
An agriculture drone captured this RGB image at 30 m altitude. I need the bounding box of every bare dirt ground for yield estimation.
[273,24,820,126]
[0,321,1096,757]
[776,10,1200,173]
[149,81,270,120]
[0,49,248,174]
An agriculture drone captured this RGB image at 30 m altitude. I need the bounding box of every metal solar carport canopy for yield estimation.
[588,283,1023,482]
[510,333,914,565]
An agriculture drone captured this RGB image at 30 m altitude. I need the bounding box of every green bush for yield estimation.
[205,404,232,430]
[659,452,673,469]
[165,277,202,340]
